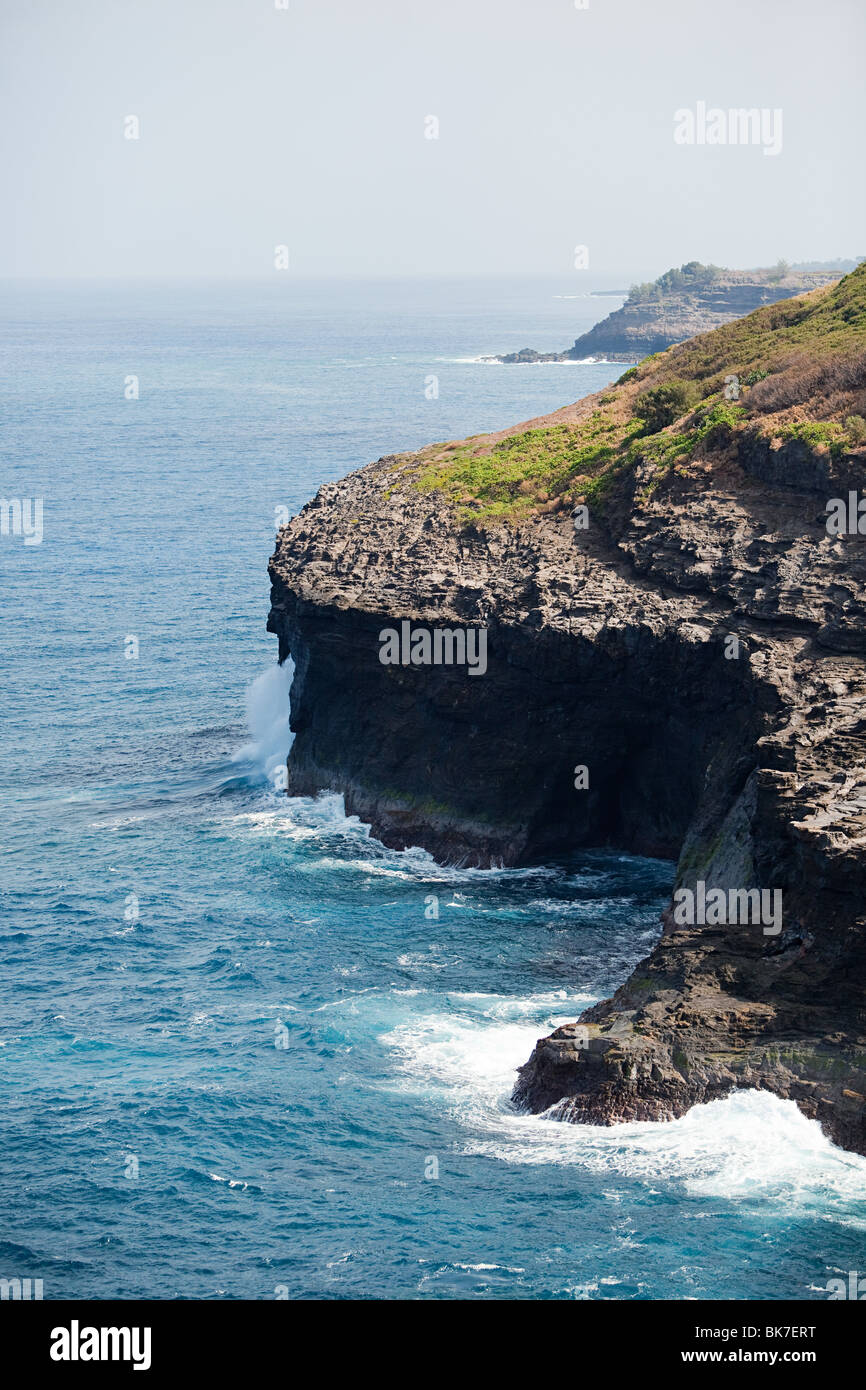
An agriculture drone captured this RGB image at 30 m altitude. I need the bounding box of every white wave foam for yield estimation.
[208,1172,250,1190]
[226,791,368,839]
[380,992,588,1101]
[225,789,562,890]
[396,953,448,970]
[316,850,559,885]
[377,992,866,1212]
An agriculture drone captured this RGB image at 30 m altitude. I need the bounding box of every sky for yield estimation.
[2,0,864,280]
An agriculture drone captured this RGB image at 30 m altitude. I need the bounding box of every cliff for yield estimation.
[268,266,866,1155]
[493,263,843,363]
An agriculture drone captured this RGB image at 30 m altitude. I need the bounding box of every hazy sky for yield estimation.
[2,0,864,279]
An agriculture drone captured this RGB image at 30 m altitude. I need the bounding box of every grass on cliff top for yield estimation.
[406,262,866,524]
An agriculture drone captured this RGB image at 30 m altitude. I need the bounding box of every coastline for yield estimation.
[269,267,866,1155]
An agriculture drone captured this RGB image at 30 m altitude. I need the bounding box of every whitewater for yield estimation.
[1,276,863,1300]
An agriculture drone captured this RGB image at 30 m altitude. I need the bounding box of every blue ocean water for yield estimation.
[1,276,864,1301]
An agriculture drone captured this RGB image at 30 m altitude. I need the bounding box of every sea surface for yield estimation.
[1,276,864,1300]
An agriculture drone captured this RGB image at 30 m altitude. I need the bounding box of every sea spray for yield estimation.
[234,662,294,782]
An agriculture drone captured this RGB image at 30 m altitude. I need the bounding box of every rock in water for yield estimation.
[268,264,866,1155]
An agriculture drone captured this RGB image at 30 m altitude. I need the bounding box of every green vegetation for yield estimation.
[629,402,746,498]
[635,380,696,433]
[628,261,722,304]
[775,419,849,460]
[404,262,866,525]
[845,414,866,445]
[414,423,629,522]
[646,263,866,389]
[777,420,844,447]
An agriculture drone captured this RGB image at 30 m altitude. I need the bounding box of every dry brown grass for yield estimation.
[745,350,866,420]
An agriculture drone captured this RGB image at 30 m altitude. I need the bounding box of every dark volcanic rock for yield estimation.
[268,395,866,1157]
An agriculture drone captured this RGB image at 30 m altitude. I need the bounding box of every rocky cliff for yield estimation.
[268,267,866,1155]
[493,264,842,363]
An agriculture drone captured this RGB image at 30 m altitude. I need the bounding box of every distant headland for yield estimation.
[485,258,865,364]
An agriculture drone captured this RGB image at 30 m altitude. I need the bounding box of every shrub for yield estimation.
[745,350,866,415]
[628,262,721,305]
[634,380,695,432]
[845,414,866,445]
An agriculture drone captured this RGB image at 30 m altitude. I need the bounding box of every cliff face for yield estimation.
[495,267,840,363]
[268,267,866,1155]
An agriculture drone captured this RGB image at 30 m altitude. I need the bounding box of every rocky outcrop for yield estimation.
[493,269,840,363]
[510,443,866,1156]
[267,276,866,1155]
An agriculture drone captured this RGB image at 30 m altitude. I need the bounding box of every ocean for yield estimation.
[1,275,864,1300]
